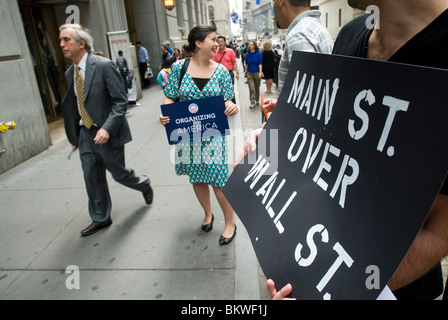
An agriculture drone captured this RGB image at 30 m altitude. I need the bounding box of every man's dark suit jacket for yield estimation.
[61,53,132,148]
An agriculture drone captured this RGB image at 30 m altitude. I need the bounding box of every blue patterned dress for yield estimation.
[164,59,234,187]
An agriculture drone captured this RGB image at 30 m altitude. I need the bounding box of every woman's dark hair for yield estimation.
[249,40,259,52]
[185,25,217,54]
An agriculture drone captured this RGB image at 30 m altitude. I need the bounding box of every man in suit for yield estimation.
[59,24,153,236]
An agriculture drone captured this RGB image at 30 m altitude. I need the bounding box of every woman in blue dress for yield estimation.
[159,25,239,245]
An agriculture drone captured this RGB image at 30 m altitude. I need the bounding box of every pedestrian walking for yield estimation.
[136,41,151,89]
[262,41,275,95]
[160,45,171,70]
[212,36,240,85]
[240,43,246,70]
[157,58,173,88]
[244,40,263,108]
[213,35,239,104]
[59,24,153,237]
[116,50,131,93]
[165,43,173,56]
[159,25,239,245]
[262,0,334,116]
[181,42,193,59]
[171,48,181,62]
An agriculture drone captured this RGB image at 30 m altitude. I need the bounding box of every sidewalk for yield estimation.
[0,59,269,300]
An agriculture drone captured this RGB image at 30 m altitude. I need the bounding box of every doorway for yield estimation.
[19,1,67,122]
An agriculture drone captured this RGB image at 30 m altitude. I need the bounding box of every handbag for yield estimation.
[145,67,153,79]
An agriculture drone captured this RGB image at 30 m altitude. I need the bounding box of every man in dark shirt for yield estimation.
[333,0,448,300]
[269,0,448,300]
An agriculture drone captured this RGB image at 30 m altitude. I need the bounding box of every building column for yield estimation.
[0,0,51,174]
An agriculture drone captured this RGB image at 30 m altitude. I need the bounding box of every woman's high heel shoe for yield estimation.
[219,225,237,246]
[201,214,214,232]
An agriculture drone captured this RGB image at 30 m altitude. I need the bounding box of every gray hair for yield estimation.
[59,23,94,54]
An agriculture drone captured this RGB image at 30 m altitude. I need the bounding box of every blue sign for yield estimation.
[231,12,239,23]
[161,95,229,145]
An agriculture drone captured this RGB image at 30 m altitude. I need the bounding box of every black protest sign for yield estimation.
[223,52,448,300]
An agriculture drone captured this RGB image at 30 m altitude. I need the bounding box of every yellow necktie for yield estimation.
[76,66,94,129]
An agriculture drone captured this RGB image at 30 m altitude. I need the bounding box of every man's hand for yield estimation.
[263,98,277,113]
[267,279,294,300]
[68,145,78,160]
[233,127,263,169]
[94,128,110,144]
[233,99,276,168]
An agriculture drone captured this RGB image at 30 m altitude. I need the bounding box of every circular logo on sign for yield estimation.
[188,103,199,114]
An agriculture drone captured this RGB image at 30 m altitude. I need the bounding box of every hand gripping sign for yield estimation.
[161,95,229,145]
[223,52,448,300]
